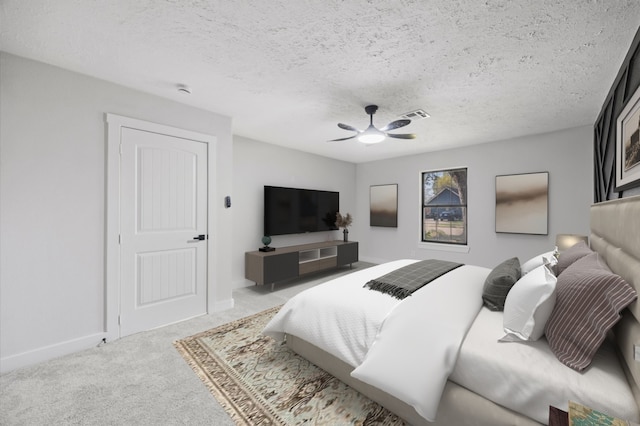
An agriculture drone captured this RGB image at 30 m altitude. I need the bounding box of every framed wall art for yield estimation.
[495,172,548,235]
[370,184,398,227]
[616,84,640,191]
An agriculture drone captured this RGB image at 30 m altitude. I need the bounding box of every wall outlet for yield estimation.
[635,344,640,361]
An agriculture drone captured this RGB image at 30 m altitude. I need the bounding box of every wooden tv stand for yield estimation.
[245,240,358,290]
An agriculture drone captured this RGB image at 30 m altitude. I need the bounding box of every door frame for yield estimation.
[105,113,217,341]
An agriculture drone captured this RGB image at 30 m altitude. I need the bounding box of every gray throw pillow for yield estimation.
[482,257,521,311]
[555,240,592,276]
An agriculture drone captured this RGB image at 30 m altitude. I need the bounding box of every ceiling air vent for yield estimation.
[399,109,430,120]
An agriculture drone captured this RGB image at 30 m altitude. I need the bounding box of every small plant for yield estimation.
[335,212,353,229]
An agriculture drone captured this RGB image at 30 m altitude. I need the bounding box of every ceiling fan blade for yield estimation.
[328,135,357,142]
[387,133,417,139]
[381,119,411,131]
[337,123,360,132]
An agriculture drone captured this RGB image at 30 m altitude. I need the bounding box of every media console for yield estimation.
[245,240,358,290]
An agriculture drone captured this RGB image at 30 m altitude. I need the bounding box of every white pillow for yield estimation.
[500,264,557,342]
[521,250,557,275]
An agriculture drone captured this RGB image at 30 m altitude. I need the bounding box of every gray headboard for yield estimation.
[590,195,640,405]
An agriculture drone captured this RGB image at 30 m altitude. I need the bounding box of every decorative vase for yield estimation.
[343,228,349,242]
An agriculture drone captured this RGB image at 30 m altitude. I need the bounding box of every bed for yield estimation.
[263,195,640,425]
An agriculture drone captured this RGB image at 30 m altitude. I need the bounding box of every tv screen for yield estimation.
[264,186,339,236]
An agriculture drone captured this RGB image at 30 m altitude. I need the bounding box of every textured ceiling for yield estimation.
[1,1,639,163]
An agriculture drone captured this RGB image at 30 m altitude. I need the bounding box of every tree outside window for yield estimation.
[421,168,467,245]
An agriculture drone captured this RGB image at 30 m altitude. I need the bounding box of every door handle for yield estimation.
[187,234,206,243]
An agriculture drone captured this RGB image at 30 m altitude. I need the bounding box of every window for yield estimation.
[421,167,467,245]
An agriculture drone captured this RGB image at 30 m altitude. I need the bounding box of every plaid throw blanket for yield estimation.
[365,259,463,299]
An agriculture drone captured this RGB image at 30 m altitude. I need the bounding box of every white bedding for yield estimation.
[263,259,418,367]
[350,264,489,421]
[450,307,640,424]
[263,259,491,422]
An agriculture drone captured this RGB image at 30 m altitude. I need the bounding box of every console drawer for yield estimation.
[299,256,337,275]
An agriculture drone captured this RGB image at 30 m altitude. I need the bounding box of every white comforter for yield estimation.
[262,259,490,422]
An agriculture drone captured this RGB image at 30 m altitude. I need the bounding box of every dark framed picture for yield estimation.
[370,184,398,227]
[616,85,640,191]
[495,172,548,235]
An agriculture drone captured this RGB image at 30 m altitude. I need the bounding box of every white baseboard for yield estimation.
[0,332,107,374]
[211,297,234,312]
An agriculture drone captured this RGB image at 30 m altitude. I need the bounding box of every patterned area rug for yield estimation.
[174,306,403,425]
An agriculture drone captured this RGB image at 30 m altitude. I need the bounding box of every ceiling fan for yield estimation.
[329,105,417,144]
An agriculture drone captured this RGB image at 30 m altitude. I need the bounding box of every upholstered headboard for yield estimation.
[590,195,640,405]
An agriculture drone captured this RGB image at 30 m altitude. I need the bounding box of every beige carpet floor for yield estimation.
[0,263,373,426]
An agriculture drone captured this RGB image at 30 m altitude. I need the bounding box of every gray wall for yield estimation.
[232,126,593,285]
[232,136,357,287]
[355,126,593,268]
[593,25,640,201]
[0,53,234,371]
[624,185,640,197]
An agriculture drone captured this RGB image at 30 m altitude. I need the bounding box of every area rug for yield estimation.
[174,305,403,425]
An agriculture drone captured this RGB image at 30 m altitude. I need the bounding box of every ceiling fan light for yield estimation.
[359,134,385,144]
[358,125,386,144]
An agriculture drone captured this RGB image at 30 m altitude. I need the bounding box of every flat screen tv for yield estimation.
[264,186,339,236]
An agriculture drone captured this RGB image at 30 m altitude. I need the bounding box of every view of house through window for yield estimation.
[421,167,467,245]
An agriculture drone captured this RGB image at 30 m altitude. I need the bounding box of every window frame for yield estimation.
[420,167,468,247]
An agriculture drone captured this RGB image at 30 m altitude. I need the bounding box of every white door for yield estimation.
[119,127,208,337]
